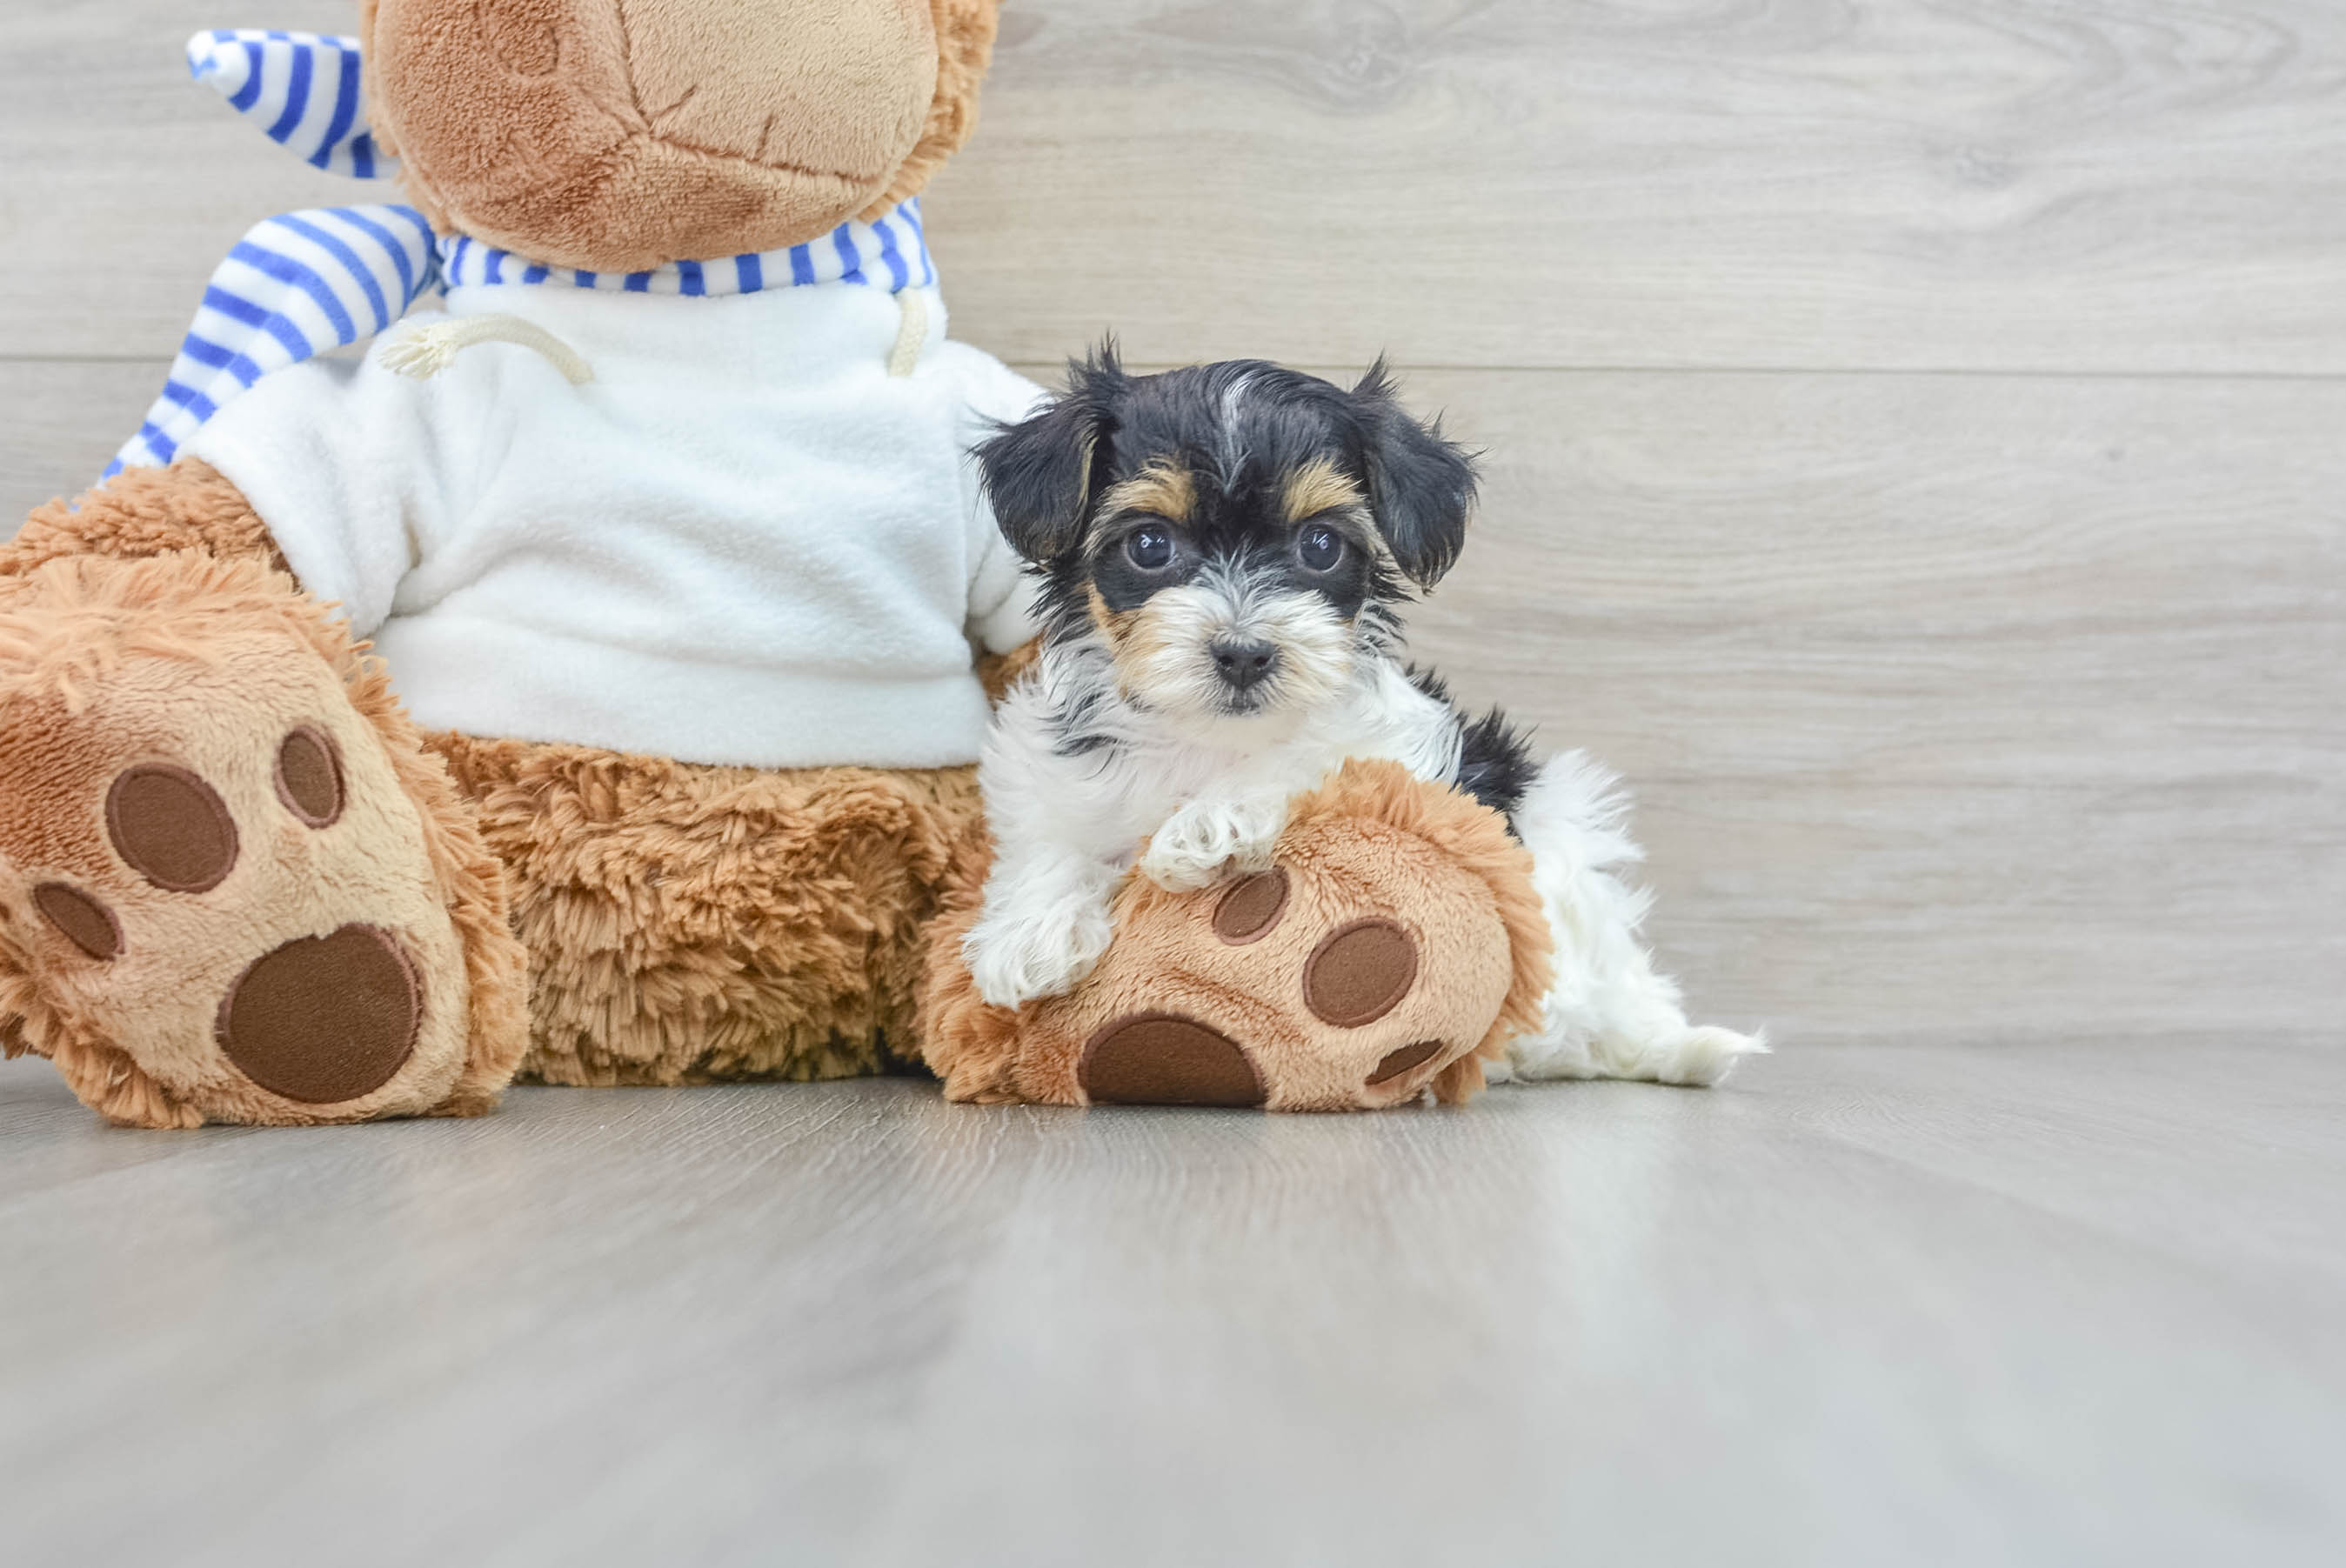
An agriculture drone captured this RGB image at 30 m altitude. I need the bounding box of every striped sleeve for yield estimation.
[106,204,440,480]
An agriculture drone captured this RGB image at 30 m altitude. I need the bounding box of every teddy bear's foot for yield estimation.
[1062,883,1469,1110]
[0,551,527,1127]
[919,760,1558,1113]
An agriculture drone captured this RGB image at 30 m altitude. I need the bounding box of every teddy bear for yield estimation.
[0,0,1040,1126]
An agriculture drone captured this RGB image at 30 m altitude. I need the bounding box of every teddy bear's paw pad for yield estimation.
[1302,918,1420,1028]
[217,924,421,1104]
[33,883,124,961]
[1212,869,1291,944]
[107,764,239,892]
[1368,1039,1446,1087]
[1079,1012,1267,1108]
[272,726,345,827]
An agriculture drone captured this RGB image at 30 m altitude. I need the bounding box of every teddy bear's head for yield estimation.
[358,0,1000,273]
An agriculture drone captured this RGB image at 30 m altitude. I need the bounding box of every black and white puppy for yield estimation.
[963,346,1760,1084]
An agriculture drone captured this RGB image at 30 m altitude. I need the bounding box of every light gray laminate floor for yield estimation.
[2,1042,2340,1567]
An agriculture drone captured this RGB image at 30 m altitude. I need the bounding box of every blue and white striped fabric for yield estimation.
[187,30,394,178]
[107,204,439,477]
[106,197,943,478]
[436,198,938,297]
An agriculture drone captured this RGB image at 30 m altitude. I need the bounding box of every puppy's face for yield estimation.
[1083,441,1377,728]
[980,351,1479,735]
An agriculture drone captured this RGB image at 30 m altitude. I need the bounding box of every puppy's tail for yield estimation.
[1517,750,1642,869]
[1498,752,1768,1087]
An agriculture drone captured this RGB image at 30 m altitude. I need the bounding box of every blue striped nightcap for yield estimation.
[437,198,939,297]
[188,30,394,179]
[106,204,440,478]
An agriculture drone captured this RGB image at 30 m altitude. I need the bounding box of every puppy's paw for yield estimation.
[1141,798,1287,892]
[964,901,1116,1011]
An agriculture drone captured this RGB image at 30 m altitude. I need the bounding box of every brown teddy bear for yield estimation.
[0,0,1572,1126]
[1,1,1028,1126]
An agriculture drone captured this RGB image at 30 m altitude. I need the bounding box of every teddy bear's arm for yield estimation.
[3,461,288,581]
[10,347,441,631]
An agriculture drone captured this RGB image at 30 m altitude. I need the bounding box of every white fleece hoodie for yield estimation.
[186,274,1045,770]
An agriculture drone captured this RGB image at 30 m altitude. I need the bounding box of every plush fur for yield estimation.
[1,494,1001,1110]
[962,350,1764,1087]
[921,758,1554,1111]
[873,1,1003,222]
[362,0,1000,272]
[6,461,284,579]
[429,731,988,1085]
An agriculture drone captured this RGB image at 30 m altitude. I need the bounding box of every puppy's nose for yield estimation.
[1211,638,1280,692]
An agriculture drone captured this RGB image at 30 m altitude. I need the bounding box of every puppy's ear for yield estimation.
[979,341,1127,562]
[1352,359,1479,588]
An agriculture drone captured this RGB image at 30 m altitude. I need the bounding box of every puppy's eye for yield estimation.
[1126,526,1176,571]
[1297,526,1346,573]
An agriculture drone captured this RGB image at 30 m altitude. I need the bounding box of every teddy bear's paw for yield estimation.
[0,618,486,1126]
[924,761,1557,1115]
[1061,868,1489,1113]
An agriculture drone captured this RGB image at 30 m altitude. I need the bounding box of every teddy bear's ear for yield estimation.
[187,30,397,179]
[977,342,1130,564]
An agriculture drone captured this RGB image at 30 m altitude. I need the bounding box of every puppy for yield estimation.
[962,346,1761,1085]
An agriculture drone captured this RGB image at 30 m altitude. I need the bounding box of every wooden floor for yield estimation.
[2,1044,2341,1566]
[3,3,2343,1562]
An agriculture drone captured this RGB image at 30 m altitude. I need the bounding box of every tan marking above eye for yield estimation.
[1281,457,1365,524]
[1099,461,1198,531]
